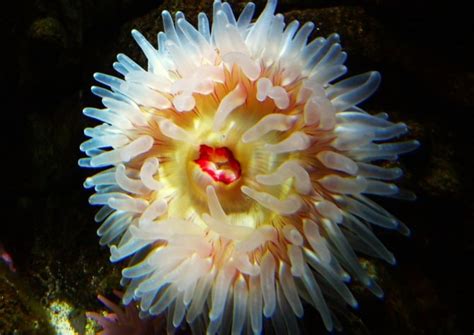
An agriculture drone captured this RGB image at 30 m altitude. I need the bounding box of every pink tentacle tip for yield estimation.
[0,243,16,272]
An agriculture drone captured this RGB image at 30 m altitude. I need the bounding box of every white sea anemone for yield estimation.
[79,0,419,333]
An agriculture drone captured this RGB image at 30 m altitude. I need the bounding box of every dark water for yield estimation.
[0,0,472,334]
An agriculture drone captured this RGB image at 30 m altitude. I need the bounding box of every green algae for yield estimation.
[0,265,53,335]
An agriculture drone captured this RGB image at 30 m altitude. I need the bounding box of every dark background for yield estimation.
[0,0,472,334]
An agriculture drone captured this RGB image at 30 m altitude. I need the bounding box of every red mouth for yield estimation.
[194,144,241,185]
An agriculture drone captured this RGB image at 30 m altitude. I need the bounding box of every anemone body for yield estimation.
[80,0,418,334]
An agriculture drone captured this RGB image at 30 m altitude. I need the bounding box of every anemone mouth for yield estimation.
[79,0,418,334]
[194,144,241,185]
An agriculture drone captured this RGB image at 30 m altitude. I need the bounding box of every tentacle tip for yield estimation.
[324,323,334,332]
[208,310,219,322]
[398,224,411,237]
[399,122,409,131]
[368,281,385,299]
[371,70,381,79]
[393,167,403,178]
[83,178,93,189]
[342,273,352,283]
[109,255,119,263]
[388,255,397,266]
[351,301,360,310]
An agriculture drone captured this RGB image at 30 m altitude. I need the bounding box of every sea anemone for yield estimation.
[79,0,419,333]
[86,291,165,335]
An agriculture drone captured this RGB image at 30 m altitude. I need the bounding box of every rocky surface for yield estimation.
[0,0,472,334]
